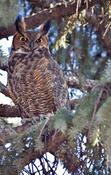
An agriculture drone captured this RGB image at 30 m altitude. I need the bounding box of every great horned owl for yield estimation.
[8,16,70,123]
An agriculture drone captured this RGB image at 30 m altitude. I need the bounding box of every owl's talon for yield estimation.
[31,117,37,125]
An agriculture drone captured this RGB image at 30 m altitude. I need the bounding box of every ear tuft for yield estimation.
[15,15,26,33]
[40,20,51,34]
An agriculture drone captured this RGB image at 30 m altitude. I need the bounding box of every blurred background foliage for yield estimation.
[0,0,111,174]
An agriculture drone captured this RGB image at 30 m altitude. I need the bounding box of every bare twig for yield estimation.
[80,157,88,175]
[103,22,111,38]
[76,0,81,16]
[85,0,89,9]
[87,87,104,139]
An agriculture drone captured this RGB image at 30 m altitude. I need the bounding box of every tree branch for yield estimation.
[0,0,100,39]
[0,123,65,172]
[0,64,8,71]
[0,82,10,98]
[18,132,65,171]
[27,0,53,9]
[0,104,20,118]
[65,75,96,91]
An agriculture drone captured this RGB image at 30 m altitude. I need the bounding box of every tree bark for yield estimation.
[27,0,53,8]
[0,104,20,118]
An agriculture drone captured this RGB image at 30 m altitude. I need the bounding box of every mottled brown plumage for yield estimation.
[8,16,69,122]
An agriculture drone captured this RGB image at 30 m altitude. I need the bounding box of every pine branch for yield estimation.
[0,121,65,172]
[0,0,100,39]
[20,132,65,172]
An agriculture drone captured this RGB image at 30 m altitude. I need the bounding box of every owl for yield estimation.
[8,15,70,123]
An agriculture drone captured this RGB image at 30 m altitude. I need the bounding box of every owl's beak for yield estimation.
[30,42,35,49]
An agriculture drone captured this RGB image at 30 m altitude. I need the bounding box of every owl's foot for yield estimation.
[21,117,37,125]
[31,117,38,124]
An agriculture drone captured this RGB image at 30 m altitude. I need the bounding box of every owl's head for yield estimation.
[12,15,51,52]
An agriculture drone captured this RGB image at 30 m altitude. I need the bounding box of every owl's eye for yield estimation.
[36,37,42,43]
[19,36,27,41]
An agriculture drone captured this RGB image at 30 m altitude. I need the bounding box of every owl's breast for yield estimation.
[8,49,70,119]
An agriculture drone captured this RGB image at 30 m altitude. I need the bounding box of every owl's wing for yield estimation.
[33,52,69,112]
[46,58,69,110]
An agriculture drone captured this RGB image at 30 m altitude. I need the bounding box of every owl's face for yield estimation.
[12,31,48,52]
[12,16,51,52]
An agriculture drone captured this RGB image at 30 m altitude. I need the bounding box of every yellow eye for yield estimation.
[36,37,42,43]
[19,36,27,41]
